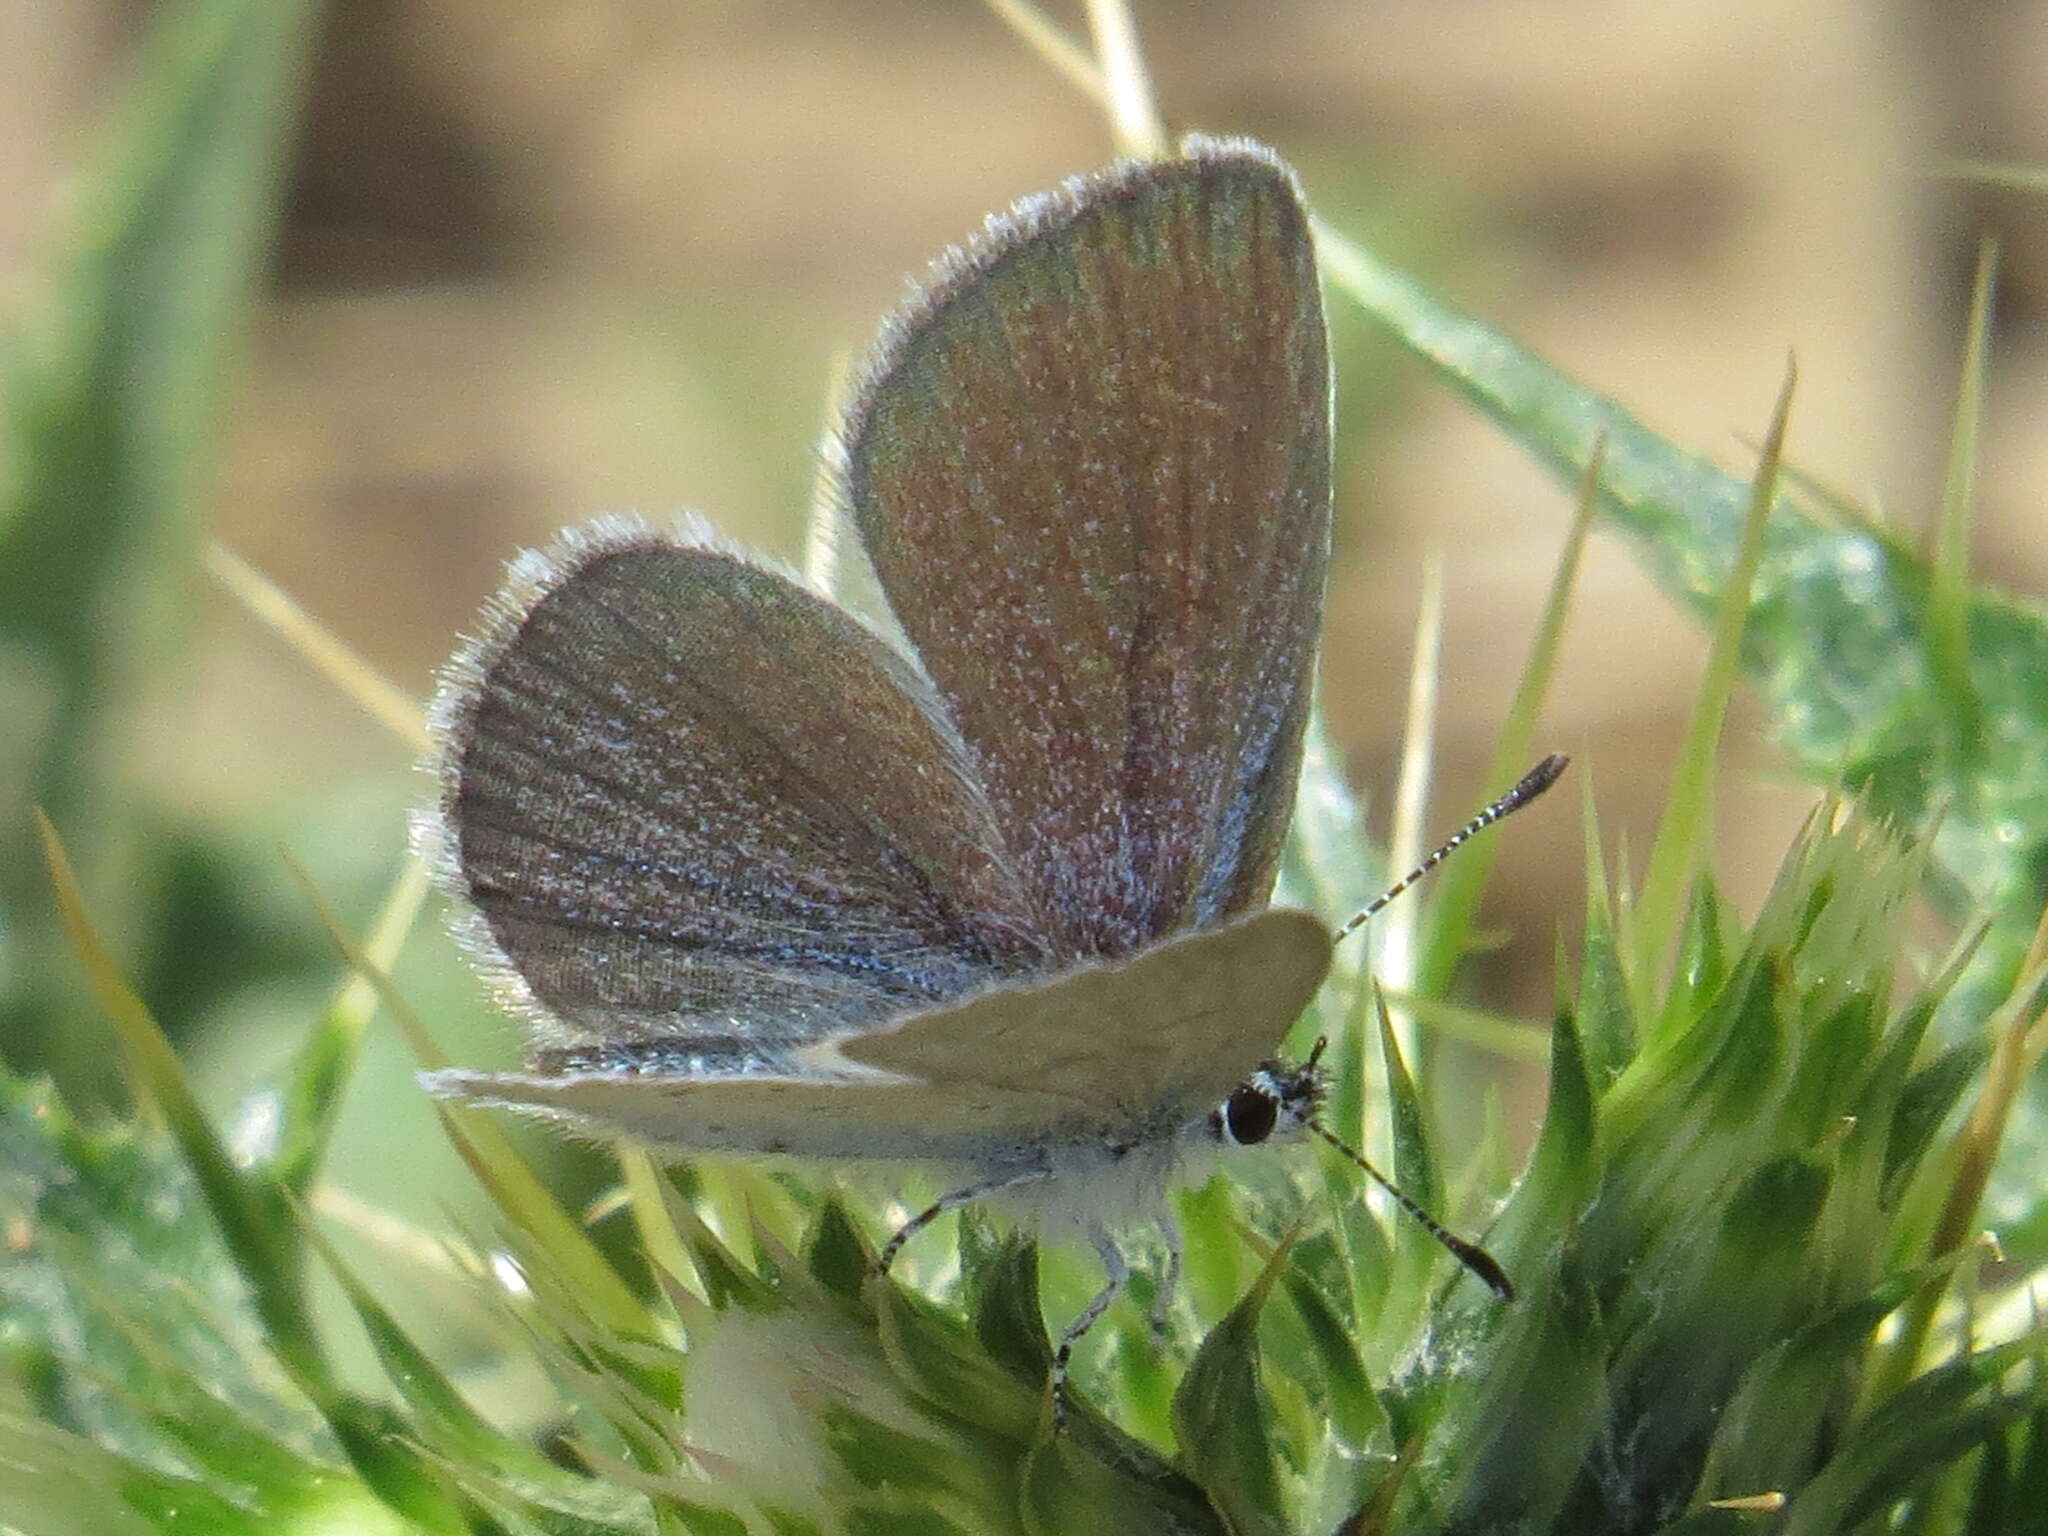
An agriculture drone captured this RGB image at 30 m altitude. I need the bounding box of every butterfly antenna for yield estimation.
[1333,754,1568,945]
[1308,1120,1515,1300]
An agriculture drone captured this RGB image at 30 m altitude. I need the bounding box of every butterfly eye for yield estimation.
[1221,1083,1280,1146]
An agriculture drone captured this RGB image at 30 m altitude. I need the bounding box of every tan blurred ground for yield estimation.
[7,0,2044,1007]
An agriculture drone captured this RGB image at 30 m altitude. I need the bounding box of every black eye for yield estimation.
[1222,1084,1279,1145]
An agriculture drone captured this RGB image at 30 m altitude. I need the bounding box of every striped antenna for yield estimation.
[1307,1118,1516,1300]
[1332,754,1569,945]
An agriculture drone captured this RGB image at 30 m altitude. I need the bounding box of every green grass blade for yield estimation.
[1632,364,1794,996]
[273,856,432,1195]
[1311,216,2048,1022]
[36,814,329,1393]
[1375,991,1444,1315]
[0,1414,289,1536]
[286,854,654,1338]
[300,1212,559,1483]
[1171,1235,1295,1536]
[1925,242,1994,772]
[0,0,319,811]
[1933,158,2048,194]
[1415,437,1596,999]
[0,0,323,1124]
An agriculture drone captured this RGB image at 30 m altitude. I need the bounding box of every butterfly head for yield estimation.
[1213,1036,1329,1148]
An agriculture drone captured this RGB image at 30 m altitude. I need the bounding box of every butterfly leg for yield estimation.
[1051,1226,1130,1426]
[1149,1209,1183,1341]
[876,1165,1051,1273]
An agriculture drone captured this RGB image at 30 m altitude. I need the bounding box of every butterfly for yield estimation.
[418,135,1544,1408]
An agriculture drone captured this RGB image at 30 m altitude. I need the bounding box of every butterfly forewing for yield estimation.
[428,520,1052,1049]
[838,137,1332,962]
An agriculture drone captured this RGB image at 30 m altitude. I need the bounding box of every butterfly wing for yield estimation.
[836,137,1331,960]
[423,518,1051,1050]
[839,908,1332,1123]
[420,1067,1095,1165]
[423,907,1331,1156]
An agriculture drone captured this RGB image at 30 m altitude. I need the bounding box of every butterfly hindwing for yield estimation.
[840,908,1332,1121]
[419,1067,1093,1165]
[423,909,1329,1156]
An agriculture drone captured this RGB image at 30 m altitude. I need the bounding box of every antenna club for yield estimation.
[1519,752,1570,800]
[1307,1121,1514,1301]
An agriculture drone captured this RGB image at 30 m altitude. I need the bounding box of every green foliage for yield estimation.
[9,786,2043,1534]
[1318,221,2048,1022]
[0,0,325,1105]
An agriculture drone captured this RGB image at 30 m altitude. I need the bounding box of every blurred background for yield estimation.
[2,0,2043,1367]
